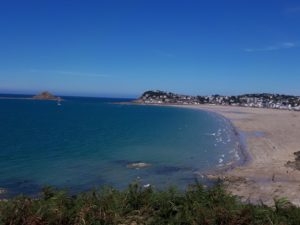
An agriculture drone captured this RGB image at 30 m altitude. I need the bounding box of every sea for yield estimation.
[0,95,242,197]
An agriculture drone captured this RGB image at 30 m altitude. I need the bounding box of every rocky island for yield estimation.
[32,91,62,101]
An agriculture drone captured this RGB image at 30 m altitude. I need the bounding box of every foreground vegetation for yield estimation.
[0,183,300,225]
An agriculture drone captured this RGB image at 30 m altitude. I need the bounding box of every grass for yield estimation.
[0,182,300,225]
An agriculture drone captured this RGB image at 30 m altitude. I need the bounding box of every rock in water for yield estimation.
[32,91,62,101]
[0,188,6,194]
[126,162,152,169]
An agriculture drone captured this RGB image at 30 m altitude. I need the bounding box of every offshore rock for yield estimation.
[32,91,62,101]
[126,162,152,169]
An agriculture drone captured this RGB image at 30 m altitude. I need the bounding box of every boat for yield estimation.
[57,97,62,106]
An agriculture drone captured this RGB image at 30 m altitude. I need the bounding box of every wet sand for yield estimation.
[175,105,300,206]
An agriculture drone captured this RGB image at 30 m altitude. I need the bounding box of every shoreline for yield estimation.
[171,104,300,206]
[155,104,251,180]
[186,106,250,173]
[203,108,251,167]
[129,103,251,173]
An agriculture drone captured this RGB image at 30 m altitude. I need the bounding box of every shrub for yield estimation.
[0,183,300,225]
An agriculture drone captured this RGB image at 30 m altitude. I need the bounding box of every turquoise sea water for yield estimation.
[0,96,241,197]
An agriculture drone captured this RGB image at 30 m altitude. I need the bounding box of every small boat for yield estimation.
[57,98,62,106]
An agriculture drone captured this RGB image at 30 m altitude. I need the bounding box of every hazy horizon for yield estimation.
[1,1,300,97]
[1,89,300,99]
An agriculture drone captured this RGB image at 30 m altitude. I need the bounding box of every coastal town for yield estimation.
[137,90,300,111]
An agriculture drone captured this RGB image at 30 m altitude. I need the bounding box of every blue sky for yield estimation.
[0,0,300,97]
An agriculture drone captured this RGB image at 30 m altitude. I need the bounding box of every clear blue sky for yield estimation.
[0,0,300,97]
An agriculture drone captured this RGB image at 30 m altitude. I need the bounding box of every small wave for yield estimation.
[205,132,216,136]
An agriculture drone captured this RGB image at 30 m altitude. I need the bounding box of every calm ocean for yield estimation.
[0,96,241,197]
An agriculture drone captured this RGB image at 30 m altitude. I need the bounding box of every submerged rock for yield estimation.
[0,188,6,194]
[126,162,152,169]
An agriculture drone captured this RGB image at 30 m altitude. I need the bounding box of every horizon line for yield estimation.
[0,90,300,99]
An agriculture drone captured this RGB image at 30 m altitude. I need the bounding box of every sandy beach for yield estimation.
[174,105,300,206]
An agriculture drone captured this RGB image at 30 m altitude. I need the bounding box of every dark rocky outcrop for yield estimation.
[32,91,62,101]
[286,151,300,170]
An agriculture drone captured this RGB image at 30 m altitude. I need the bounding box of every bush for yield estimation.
[0,183,300,225]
